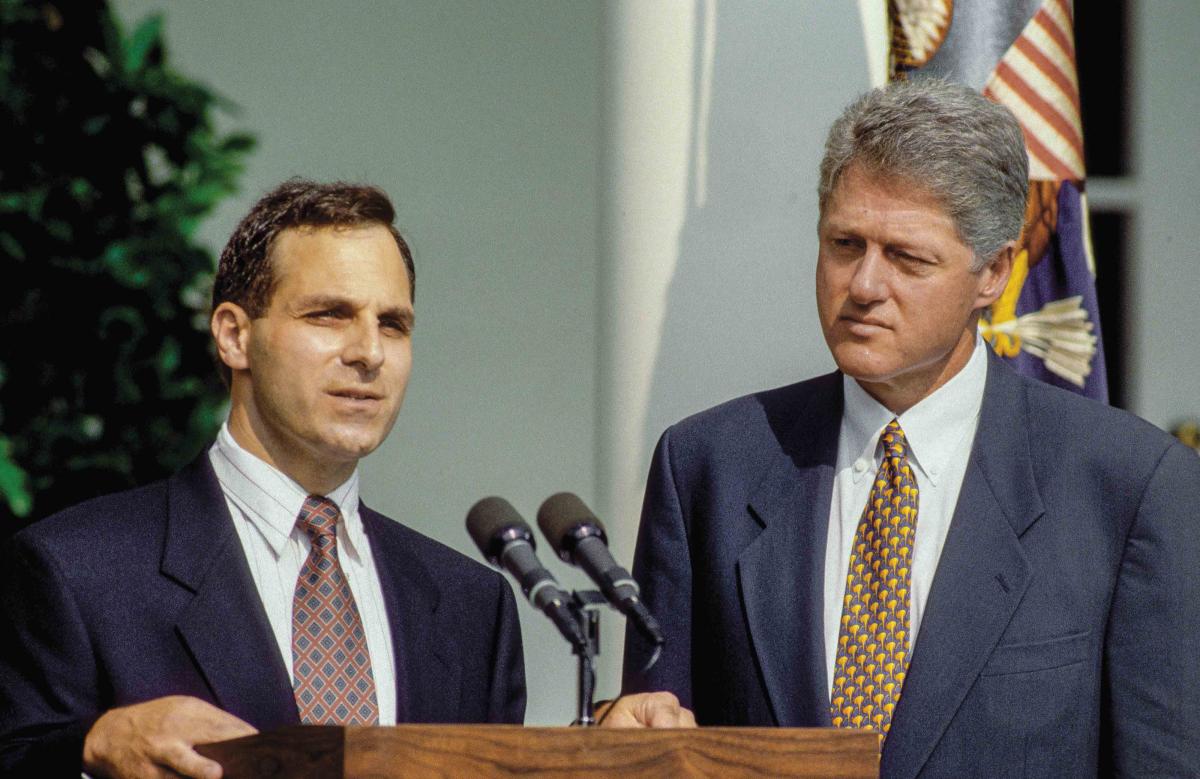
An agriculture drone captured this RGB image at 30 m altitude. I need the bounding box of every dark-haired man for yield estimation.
[0,180,524,778]
[622,80,1200,775]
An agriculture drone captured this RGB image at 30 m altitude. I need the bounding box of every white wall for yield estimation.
[1126,1,1200,429]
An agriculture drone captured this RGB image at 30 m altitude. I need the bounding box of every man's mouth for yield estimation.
[841,314,889,331]
[329,389,384,401]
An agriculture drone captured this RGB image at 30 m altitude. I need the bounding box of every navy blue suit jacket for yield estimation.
[0,455,525,776]
[624,353,1200,777]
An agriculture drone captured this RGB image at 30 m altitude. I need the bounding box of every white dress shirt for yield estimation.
[208,424,397,724]
[823,336,988,694]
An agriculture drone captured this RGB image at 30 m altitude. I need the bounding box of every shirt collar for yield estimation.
[840,335,988,487]
[209,422,365,558]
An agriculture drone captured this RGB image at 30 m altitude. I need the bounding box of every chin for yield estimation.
[319,430,389,462]
[830,343,892,382]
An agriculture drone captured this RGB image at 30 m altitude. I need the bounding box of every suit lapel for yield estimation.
[162,456,299,729]
[882,354,1044,779]
[362,507,458,723]
[740,373,842,726]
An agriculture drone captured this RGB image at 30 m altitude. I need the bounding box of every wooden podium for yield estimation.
[197,724,878,778]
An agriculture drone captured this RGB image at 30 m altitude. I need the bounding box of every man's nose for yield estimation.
[342,319,385,372]
[847,245,888,304]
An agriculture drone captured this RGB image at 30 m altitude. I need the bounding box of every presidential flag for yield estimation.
[887,0,1107,401]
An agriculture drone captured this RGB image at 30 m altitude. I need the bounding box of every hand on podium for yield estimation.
[82,695,257,779]
[595,692,697,728]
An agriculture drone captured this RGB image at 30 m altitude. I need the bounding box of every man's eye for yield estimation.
[307,309,341,320]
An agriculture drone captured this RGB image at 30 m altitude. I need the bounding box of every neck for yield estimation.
[225,398,355,496]
[856,328,979,416]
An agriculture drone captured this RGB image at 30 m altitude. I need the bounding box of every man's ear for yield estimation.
[211,302,253,373]
[974,241,1016,310]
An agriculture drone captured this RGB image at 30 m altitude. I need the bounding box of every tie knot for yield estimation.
[881,419,910,463]
[298,495,341,539]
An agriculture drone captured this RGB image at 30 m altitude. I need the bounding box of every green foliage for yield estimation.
[0,0,255,524]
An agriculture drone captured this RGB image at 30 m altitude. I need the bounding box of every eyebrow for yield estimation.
[294,295,415,326]
[382,307,416,329]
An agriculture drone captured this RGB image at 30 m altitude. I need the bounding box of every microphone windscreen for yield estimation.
[537,492,606,556]
[466,496,527,557]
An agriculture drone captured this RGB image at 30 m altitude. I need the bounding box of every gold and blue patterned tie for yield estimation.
[830,419,918,738]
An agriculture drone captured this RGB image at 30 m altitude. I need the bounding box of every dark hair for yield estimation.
[211,178,415,383]
[818,79,1028,271]
[213,178,414,316]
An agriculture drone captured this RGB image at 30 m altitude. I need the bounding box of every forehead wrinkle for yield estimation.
[269,224,413,314]
[823,174,961,244]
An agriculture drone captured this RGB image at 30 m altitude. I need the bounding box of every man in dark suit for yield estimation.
[622,80,1200,775]
[0,180,524,778]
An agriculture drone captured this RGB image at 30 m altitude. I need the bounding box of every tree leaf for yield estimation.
[123,14,163,75]
[0,436,33,518]
[219,133,256,154]
[3,3,255,522]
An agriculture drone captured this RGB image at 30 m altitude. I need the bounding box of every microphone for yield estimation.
[466,496,587,651]
[536,492,665,648]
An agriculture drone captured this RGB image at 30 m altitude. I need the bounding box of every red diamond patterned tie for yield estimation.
[830,419,918,739]
[291,495,380,725]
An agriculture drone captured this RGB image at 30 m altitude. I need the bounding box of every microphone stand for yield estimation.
[569,590,607,726]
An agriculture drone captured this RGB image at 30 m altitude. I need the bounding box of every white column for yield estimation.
[595,0,699,694]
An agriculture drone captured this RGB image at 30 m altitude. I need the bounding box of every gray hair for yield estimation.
[817,79,1028,271]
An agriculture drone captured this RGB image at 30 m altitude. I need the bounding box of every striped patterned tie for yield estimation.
[291,495,380,725]
[830,419,918,738]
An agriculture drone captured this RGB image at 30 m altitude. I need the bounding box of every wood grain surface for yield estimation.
[197,725,343,777]
[201,724,879,778]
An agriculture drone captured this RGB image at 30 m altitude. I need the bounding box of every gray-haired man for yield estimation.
[620,79,1200,776]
